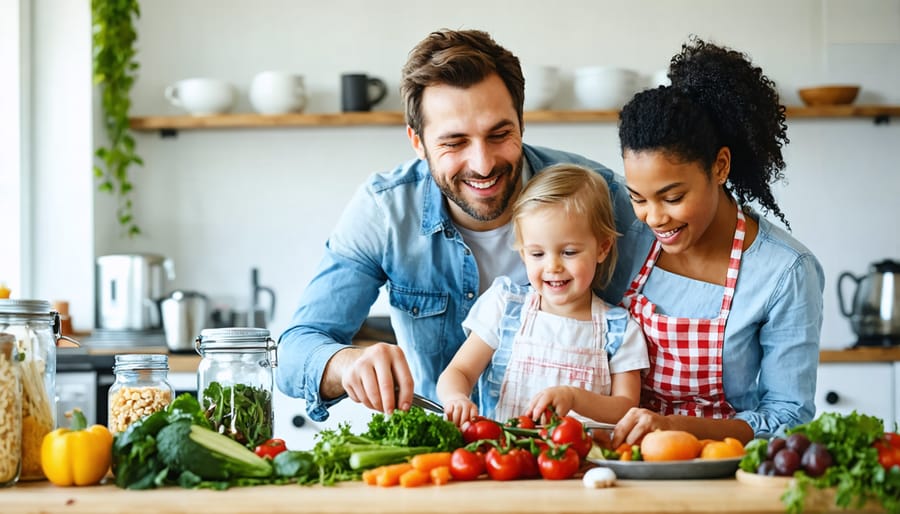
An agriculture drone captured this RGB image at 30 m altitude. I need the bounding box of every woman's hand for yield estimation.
[610,407,671,447]
[443,398,479,428]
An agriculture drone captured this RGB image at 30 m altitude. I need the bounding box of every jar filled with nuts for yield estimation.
[108,354,174,434]
[196,328,276,450]
[0,333,22,487]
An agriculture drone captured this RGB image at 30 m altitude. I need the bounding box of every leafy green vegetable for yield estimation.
[272,451,316,479]
[781,411,900,514]
[364,405,464,451]
[156,420,273,481]
[201,381,273,449]
[739,438,768,473]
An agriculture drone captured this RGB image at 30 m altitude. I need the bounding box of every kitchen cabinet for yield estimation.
[129,105,900,133]
[816,347,900,431]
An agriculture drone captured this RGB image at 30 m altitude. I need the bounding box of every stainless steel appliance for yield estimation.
[95,253,175,331]
[161,290,210,353]
[838,259,900,346]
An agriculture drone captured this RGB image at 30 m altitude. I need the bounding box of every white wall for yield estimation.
[30,0,900,351]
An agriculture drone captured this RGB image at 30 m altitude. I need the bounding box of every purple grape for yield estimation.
[757,460,777,476]
[773,448,801,476]
[766,437,786,460]
[785,434,811,456]
[801,443,833,477]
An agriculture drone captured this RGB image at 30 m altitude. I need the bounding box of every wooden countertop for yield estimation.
[819,346,900,363]
[0,477,883,514]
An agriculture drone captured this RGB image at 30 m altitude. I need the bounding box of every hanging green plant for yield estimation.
[92,0,142,237]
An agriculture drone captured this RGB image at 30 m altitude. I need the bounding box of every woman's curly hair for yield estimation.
[619,37,791,229]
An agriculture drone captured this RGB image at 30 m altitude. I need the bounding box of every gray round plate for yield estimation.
[585,457,742,480]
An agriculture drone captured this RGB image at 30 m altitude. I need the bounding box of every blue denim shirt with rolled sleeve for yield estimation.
[275,144,652,422]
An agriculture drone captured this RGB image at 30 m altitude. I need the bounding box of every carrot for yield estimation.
[362,467,381,486]
[399,468,430,488]
[376,463,413,487]
[410,452,452,473]
[430,465,451,486]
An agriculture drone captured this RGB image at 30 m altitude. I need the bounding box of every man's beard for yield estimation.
[426,149,524,223]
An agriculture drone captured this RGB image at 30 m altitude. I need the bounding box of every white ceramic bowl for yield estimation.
[573,67,639,110]
[164,78,236,115]
[523,65,560,111]
[249,71,308,114]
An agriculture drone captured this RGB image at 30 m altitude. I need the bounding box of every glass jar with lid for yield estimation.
[0,299,75,481]
[195,327,276,449]
[0,332,22,487]
[108,354,174,434]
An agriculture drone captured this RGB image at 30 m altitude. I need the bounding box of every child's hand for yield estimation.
[527,386,577,422]
[443,398,479,428]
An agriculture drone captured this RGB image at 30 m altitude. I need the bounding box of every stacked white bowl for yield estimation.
[573,67,640,110]
[523,65,561,111]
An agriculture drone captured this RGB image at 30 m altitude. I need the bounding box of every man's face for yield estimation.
[408,74,524,231]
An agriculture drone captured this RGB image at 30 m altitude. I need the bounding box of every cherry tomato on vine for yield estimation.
[449,448,485,481]
[550,416,592,459]
[514,447,540,479]
[485,447,522,481]
[874,432,900,470]
[253,438,287,459]
[463,417,504,444]
[506,415,536,429]
[537,446,580,480]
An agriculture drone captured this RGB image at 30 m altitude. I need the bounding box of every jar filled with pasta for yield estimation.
[196,327,276,450]
[0,299,73,481]
[0,333,22,487]
[108,354,174,434]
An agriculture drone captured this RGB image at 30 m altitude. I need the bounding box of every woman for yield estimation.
[612,38,825,446]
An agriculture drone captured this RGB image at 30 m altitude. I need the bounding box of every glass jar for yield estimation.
[108,354,174,434]
[0,299,73,481]
[0,332,22,487]
[196,327,276,449]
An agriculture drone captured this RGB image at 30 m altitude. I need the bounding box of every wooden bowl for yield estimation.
[798,85,860,106]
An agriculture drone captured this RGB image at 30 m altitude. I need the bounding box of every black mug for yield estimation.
[341,73,387,112]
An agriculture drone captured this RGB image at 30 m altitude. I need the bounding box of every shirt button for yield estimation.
[466,292,474,299]
[464,249,471,256]
[412,307,419,315]
[444,229,453,238]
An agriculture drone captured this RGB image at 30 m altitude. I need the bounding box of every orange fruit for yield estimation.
[639,430,702,461]
[699,437,746,460]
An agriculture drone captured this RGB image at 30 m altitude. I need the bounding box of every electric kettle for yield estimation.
[837,259,900,346]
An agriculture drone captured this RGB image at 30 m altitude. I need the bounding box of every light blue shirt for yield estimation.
[639,211,825,437]
[276,144,651,422]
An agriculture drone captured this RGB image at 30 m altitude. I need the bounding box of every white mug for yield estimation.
[249,71,307,114]
[164,78,236,115]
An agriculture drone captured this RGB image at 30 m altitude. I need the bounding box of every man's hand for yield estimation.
[332,342,414,413]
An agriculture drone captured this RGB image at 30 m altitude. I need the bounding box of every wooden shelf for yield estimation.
[129,105,900,133]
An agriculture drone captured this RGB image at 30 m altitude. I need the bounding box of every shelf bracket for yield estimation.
[874,115,890,126]
[159,128,178,138]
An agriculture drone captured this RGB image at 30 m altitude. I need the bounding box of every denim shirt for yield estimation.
[276,144,651,421]
[640,212,825,437]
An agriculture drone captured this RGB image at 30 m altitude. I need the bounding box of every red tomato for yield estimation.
[513,447,540,479]
[253,438,287,459]
[506,415,536,429]
[449,448,485,481]
[550,416,592,460]
[463,418,504,444]
[874,432,900,470]
[537,446,580,480]
[485,447,522,481]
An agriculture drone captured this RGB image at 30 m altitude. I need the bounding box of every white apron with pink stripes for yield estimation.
[494,293,611,422]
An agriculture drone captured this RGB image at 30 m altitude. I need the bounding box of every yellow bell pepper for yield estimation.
[40,409,113,486]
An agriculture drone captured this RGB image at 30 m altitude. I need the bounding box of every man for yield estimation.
[276,29,650,422]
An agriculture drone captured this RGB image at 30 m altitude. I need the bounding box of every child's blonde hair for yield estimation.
[512,164,619,289]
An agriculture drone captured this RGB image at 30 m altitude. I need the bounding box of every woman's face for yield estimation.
[623,149,728,255]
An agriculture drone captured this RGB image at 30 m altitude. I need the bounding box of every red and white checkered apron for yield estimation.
[495,293,611,422]
[621,210,746,418]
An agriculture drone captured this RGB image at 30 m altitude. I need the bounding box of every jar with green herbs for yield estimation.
[195,327,276,449]
[0,333,22,487]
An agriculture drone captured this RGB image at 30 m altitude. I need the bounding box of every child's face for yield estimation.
[518,205,611,317]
